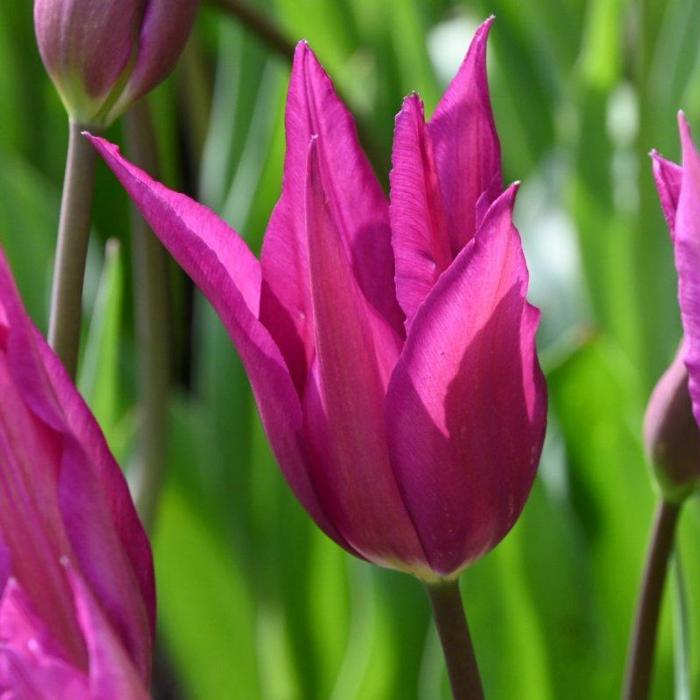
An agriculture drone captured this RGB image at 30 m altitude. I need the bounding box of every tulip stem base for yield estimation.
[623,499,681,700]
[48,120,98,379]
[426,580,485,700]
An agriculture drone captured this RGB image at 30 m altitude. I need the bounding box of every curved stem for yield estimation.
[124,100,171,532]
[48,120,98,379]
[623,499,681,700]
[426,580,485,700]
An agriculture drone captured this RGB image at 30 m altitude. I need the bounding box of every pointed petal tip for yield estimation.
[396,92,424,122]
[474,15,496,41]
[678,111,693,147]
[502,181,520,205]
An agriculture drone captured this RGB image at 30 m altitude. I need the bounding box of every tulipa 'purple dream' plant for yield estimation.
[623,112,700,700]
[88,17,547,698]
[0,249,155,698]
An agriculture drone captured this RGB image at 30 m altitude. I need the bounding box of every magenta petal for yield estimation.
[301,139,426,570]
[390,94,452,324]
[427,17,502,255]
[58,440,153,682]
[0,251,154,675]
[260,42,403,389]
[651,149,683,239]
[68,570,150,700]
[674,114,700,428]
[0,579,90,700]
[88,136,351,554]
[385,185,546,576]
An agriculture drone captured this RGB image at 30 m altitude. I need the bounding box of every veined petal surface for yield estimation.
[427,16,502,256]
[260,42,402,391]
[385,186,546,576]
[390,94,452,323]
[674,114,700,428]
[301,139,426,571]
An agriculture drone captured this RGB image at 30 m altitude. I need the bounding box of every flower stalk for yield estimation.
[623,499,681,700]
[48,120,98,379]
[124,100,171,532]
[426,580,485,700]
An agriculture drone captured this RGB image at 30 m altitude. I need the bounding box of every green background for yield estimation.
[2,0,700,697]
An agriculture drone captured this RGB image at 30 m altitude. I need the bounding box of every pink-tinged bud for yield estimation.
[644,346,700,501]
[0,248,154,696]
[89,18,546,582]
[34,0,198,127]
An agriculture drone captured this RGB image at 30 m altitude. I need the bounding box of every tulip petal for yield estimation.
[0,579,90,700]
[68,570,150,700]
[88,136,353,554]
[0,251,153,676]
[111,0,199,119]
[260,42,403,390]
[385,185,546,576]
[675,114,700,428]
[301,139,426,570]
[651,150,682,238]
[428,17,502,255]
[390,94,452,323]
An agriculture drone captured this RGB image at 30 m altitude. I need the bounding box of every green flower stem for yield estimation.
[426,580,485,700]
[48,120,98,379]
[623,499,681,700]
[124,100,171,532]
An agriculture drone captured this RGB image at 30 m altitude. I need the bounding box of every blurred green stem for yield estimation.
[124,100,171,532]
[426,580,484,700]
[623,499,681,700]
[48,120,98,379]
[207,0,295,61]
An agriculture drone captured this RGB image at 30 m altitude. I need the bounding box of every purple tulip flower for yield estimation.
[89,18,547,581]
[34,0,199,127]
[646,113,700,496]
[0,250,155,697]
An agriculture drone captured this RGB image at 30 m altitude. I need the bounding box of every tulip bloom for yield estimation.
[89,18,546,581]
[0,250,154,696]
[647,113,700,496]
[34,0,199,127]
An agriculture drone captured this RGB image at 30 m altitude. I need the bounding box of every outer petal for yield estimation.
[675,114,700,428]
[302,139,426,571]
[385,185,546,576]
[109,0,199,122]
[88,136,353,555]
[260,42,403,391]
[427,17,502,255]
[68,570,150,700]
[390,94,452,323]
[0,252,153,678]
[651,149,682,238]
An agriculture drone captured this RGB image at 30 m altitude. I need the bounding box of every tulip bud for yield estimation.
[34,0,198,128]
[644,345,700,501]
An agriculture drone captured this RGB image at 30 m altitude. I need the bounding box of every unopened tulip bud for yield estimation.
[644,346,700,501]
[34,0,198,128]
